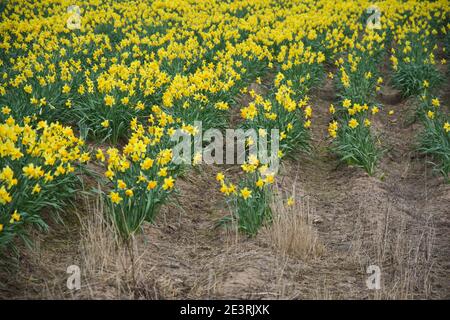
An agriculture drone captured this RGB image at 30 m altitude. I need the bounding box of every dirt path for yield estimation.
[294,74,450,299]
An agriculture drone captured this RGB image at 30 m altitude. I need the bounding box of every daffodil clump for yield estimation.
[216,156,276,236]
[330,28,386,175]
[275,40,326,97]
[0,116,87,249]
[417,93,450,179]
[233,48,325,235]
[388,17,448,178]
[335,30,385,103]
[329,100,381,175]
[97,116,184,242]
[240,79,312,156]
[330,96,382,176]
[391,30,443,97]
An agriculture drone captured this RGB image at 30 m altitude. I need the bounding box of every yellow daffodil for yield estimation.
[240,187,252,200]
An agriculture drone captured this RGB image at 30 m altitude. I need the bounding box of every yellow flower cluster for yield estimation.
[217,155,276,201]
[97,117,177,209]
[0,117,86,245]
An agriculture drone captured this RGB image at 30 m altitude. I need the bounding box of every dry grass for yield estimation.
[75,192,159,299]
[264,185,324,260]
[78,193,118,278]
[350,202,435,299]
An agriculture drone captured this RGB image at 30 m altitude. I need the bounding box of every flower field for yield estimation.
[0,0,449,299]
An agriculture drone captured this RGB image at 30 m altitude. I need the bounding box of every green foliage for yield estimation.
[332,122,381,176]
[222,172,273,237]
